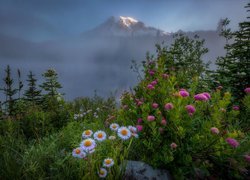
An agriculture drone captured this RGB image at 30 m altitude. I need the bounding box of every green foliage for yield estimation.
[216,4,250,100]
[40,69,62,98]
[118,46,250,179]
[24,71,42,104]
[1,65,18,115]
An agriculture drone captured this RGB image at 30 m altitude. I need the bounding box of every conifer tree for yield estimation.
[24,71,41,104]
[17,69,24,99]
[2,65,18,115]
[216,3,250,99]
[40,69,62,98]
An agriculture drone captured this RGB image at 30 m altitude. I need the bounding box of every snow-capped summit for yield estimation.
[119,16,138,28]
[84,16,169,37]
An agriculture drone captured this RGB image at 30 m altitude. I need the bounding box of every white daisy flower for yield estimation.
[110,123,119,131]
[94,130,107,142]
[128,126,137,133]
[82,130,93,139]
[103,158,114,168]
[117,126,131,140]
[98,168,107,178]
[80,138,96,152]
[72,147,86,158]
[108,136,116,140]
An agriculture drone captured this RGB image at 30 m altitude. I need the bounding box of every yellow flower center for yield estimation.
[75,149,81,154]
[105,159,112,165]
[97,133,103,138]
[85,130,91,135]
[84,140,92,147]
[121,129,128,136]
[100,170,105,175]
[112,125,117,129]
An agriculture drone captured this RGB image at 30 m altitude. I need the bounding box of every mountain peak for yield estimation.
[119,16,139,27]
[84,16,169,37]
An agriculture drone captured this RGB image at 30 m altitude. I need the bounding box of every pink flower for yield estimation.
[149,70,155,76]
[152,103,159,109]
[159,127,164,134]
[226,138,239,148]
[164,103,174,110]
[151,80,158,86]
[161,118,167,126]
[233,105,240,111]
[185,105,196,115]
[162,73,169,79]
[202,92,211,99]
[244,87,250,94]
[179,90,189,97]
[210,127,219,134]
[147,84,155,90]
[136,125,143,132]
[217,86,223,90]
[194,93,208,101]
[147,115,155,121]
[244,155,250,163]
[123,105,128,110]
[137,101,143,106]
[137,118,143,124]
[170,142,177,149]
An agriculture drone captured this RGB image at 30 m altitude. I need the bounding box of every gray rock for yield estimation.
[124,160,171,180]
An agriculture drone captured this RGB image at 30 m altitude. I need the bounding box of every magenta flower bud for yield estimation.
[217,86,223,90]
[149,70,155,76]
[210,127,219,134]
[170,142,177,149]
[226,138,239,148]
[161,118,167,126]
[194,93,208,101]
[244,155,250,163]
[152,103,159,109]
[159,127,164,134]
[151,80,158,86]
[162,73,169,79]
[179,90,189,97]
[137,118,143,124]
[233,105,240,111]
[164,103,174,110]
[147,84,155,90]
[185,105,196,115]
[123,105,128,110]
[244,87,250,94]
[136,125,143,132]
[147,115,155,121]
[137,101,143,106]
[202,92,211,99]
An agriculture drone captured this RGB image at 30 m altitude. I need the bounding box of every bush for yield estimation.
[117,50,250,179]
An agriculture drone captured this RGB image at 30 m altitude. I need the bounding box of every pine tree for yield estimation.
[17,69,24,99]
[155,33,209,88]
[24,71,42,104]
[2,65,18,115]
[216,3,250,99]
[40,69,62,97]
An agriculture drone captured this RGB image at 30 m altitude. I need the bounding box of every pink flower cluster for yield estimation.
[170,142,177,149]
[226,138,239,148]
[179,89,189,97]
[147,80,158,90]
[210,127,219,134]
[233,105,240,111]
[148,70,155,76]
[194,92,211,101]
[147,115,155,121]
[185,105,196,116]
[164,103,174,110]
[244,87,250,94]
